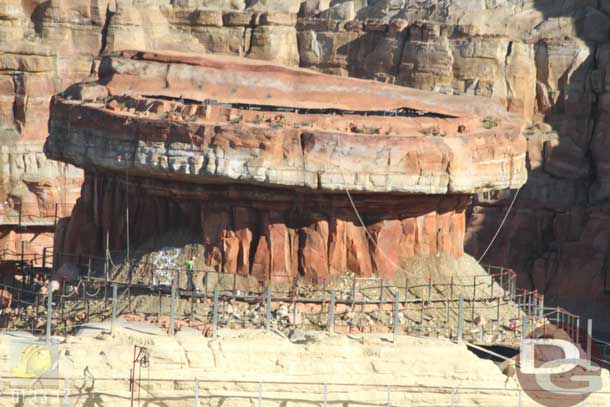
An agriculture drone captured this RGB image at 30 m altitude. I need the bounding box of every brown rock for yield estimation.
[202,209,230,269]
[368,219,402,279]
[300,218,329,283]
[345,222,373,277]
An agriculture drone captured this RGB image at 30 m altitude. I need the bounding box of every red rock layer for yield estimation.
[55,173,468,282]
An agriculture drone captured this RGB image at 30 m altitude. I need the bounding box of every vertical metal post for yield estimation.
[194,381,200,407]
[258,381,262,407]
[292,293,297,328]
[499,269,504,295]
[329,289,335,334]
[386,384,391,407]
[427,277,432,302]
[472,276,476,321]
[204,273,208,301]
[323,384,328,407]
[85,281,90,323]
[169,281,176,335]
[538,295,544,321]
[111,284,117,333]
[104,232,109,286]
[450,277,454,301]
[54,202,59,228]
[450,388,456,407]
[457,294,464,343]
[33,294,39,333]
[158,289,162,322]
[393,294,399,341]
[63,379,69,407]
[445,300,449,324]
[127,284,132,314]
[587,318,593,360]
[379,280,384,302]
[490,274,494,298]
[125,161,130,264]
[212,288,219,337]
[521,315,528,356]
[190,290,194,327]
[265,287,272,332]
[20,241,24,290]
[46,279,52,343]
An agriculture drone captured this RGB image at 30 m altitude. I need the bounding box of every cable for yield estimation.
[85,285,102,297]
[335,141,403,273]
[477,187,521,263]
[60,280,83,299]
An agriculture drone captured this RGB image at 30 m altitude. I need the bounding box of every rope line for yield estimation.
[477,188,521,263]
[335,141,403,273]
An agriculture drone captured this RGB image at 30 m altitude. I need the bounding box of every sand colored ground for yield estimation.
[0,325,609,407]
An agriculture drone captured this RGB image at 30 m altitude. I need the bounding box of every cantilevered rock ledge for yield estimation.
[45,50,526,195]
[45,51,527,281]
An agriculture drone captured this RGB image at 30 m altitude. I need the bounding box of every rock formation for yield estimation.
[44,51,525,282]
[3,0,610,328]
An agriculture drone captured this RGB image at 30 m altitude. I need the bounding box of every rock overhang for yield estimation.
[45,50,527,196]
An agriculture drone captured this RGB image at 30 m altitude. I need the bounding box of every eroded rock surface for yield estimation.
[4,0,610,329]
[45,51,526,281]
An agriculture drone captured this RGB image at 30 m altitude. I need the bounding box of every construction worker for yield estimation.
[186,256,197,292]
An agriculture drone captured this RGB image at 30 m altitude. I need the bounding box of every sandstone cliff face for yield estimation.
[45,52,525,282]
[57,173,471,282]
[3,0,610,327]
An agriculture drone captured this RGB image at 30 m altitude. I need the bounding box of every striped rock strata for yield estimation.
[45,51,526,282]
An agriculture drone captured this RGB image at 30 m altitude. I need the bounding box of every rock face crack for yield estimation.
[99,4,114,55]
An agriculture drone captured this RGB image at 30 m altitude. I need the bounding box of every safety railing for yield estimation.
[3,249,577,344]
[543,306,582,343]
[0,266,528,347]
[0,201,74,228]
[0,243,53,267]
[2,374,610,406]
